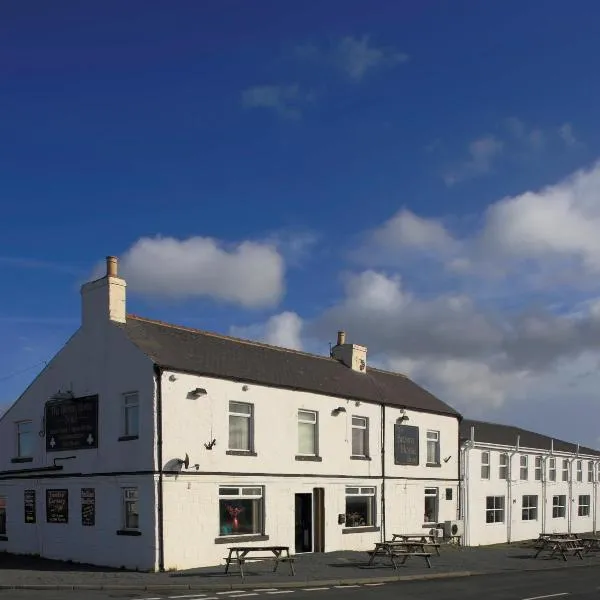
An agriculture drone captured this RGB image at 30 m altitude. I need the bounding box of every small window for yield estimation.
[548,458,556,482]
[122,488,139,530]
[588,461,594,483]
[552,495,566,518]
[424,488,438,524]
[486,496,505,523]
[229,401,254,452]
[0,497,6,535]
[499,453,508,480]
[123,393,139,437]
[534,456,542,481]
[522,495,538,521]
[298,410,318,456]
[578,495,590,517]
[426,430,440,465]
[576,460,583,482]
[17,421,33,458]
[480,451,490,479]
[219,486,264,536]
[562,459,569,482]
[345,486,376,527]
[351,416,369,457]
[520,455,528,480]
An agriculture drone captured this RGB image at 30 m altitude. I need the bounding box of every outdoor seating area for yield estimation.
[366,533,446,570]
[532,533,600,562]
[223,546,296,579]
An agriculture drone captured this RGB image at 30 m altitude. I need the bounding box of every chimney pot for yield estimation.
[106,256,118,278]
[337,330,346,346]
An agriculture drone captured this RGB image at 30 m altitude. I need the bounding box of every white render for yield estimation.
[461,441,600,546]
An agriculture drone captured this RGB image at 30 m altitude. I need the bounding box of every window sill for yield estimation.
[426,463,441,468]
[215,534,269,544]
[295,455,322,462]
[342,526,380,534]
[0,535,7,541]
[118,435,139,442]
[11,457,33,464]
[116,529,142,536]
[226,450,258,457]
[350,455,371,461]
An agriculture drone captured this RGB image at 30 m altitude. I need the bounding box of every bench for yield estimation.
[391,550,433,568]
[224,545,295,578]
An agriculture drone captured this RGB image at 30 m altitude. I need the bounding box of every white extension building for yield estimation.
[460,419,600,546]
[0,256,461,571]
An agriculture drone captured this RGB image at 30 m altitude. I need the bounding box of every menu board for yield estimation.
[45,395,99,452]
[81,488,95,527]
[24,490,36,524]
[394,424,420,465]
[46,489,69,523]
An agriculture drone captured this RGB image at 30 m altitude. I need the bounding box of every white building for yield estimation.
[0,256,461,571]
[460,419,600,546]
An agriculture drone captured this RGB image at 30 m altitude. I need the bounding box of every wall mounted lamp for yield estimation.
[188,387,207,399]
[396,415,409,423]
[332,406,347,416]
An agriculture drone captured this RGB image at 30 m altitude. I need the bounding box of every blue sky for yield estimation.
[3,1,600,446]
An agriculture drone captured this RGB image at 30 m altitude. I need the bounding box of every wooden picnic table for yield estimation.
[391,533,441,556]
[367,541,433,569]
[579,537,600,554]
[224,545,295,579]
[533,537,584,561]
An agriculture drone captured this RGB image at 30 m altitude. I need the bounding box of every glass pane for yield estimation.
[18,422,34,457]
[125,405,139,436]
[219,487,239,496]
[230,401,251,415]
[219,498,262,535]
[298,410,316,423]
[229,415,250,450]
[345,487,359,495]
[0,508,6,535]
[424,495,437,522]
[352,428,365,456]
[345,496,374,527]
[361,487,375,495]
[352,417,366,428]
[298,421,316,454]
[242,487,262,496]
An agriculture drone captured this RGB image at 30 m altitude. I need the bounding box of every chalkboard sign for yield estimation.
[81,488,95,527]
[46,489,69,523]
[24,490,36,524]
[45,395,99,452]
[394,424,420,465]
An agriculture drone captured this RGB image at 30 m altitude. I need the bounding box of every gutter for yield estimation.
[154,364,165,572]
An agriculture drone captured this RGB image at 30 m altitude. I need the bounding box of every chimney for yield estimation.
[331,330,367,373]
[81,256,126,328]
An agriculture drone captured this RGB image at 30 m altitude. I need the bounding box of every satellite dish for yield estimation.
[184,453,190,469]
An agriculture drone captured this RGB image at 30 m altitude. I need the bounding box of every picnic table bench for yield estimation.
[224,545,295,579]
[533,536,584,561]
[391,533,442,556]
[367,541,433,569]
[579,537,600,554]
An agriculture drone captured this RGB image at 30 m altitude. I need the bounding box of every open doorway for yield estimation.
[294,493,312,553]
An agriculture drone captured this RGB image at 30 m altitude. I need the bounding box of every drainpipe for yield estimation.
[507,435,520,544]
[594,461,600,534]
[541,453,548,535]
[154,364,165,572]
[380,403,386,543]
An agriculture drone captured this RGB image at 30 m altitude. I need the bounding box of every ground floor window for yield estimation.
[552,495,566,518]
[578,495,590,517]
[486,496,505,523]
[345,486,376,527]
[424,488,438,524]
[219,486,264,536]
[522,495,538,521]
[122,488,139,530]
[0,497,6,535]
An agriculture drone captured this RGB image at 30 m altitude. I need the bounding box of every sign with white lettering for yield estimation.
[45,395,98,451]
[394,424,420,465]
[46,489,69,523]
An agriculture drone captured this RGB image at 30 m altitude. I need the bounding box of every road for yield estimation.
[1,568,600,600]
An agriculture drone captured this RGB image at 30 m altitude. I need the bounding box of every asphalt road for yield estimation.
[1,568,600,600]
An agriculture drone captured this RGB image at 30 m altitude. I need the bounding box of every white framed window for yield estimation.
[486,496,505,523]
[534,456,542,481]
[576,460,583,482]
[123,392,139,437]
[552,495,566,518]
[588,461,594,483]
[426,430,440,465]
[345,486,376,527]
[520,455,528,480]
[481,451,490,479]
[562,459,569,482]
[499,453,508,480]
[122,488,139,530]
[218,486,264,536]
[0,496,6,535]
[578,494,590,517]
[424,488,439,524]
[522,495,538,521]
[229,401,254,452]
[351,416,369,457]
[298,410,318,456]
[548,458,556,482]
[16,421,33,458]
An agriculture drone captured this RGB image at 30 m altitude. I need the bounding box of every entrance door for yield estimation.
[294,493,313,553]
[313,487,325,553]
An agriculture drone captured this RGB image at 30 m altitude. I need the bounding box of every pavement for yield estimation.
[1,540,600,592]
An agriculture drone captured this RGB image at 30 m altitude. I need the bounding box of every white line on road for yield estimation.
[521,594,570,600]
[364,583,385,587]
[334,585,360,588]
[217,593,246,596]
[266,592,295,595]
[170,596,208,599]
[228,594,258,598]
[302,588,330,591]
[254,590,280,592]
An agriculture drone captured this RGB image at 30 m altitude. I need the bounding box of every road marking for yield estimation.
[254,590,279,593]
[170,596,208,599]
[217,593,246,596]
[521,594,570,600]
[365,583,385,587]
[334,585,360,588]
[302,588,330,591]
[266,592,295,595]
[228,594,258,598]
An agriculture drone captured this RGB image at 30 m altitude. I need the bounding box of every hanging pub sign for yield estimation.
[46,489,69,523]
[394,424,420,465]
[45,394,99,452]
[81,488,95,527]
[24,490,36,524]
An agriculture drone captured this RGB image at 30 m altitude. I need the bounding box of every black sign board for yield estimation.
[394,424,420,465]
[81,488,95,527]
[46,489,69,523]
[45,394,99,452]
[24,490,36,524]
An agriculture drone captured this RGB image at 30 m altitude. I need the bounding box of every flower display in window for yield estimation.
[226,504,245,530]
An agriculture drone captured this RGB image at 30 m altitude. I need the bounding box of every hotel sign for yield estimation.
[45,394,99,452]
[394,424,420,466]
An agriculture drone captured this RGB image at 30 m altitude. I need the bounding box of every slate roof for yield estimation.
[120,315,461,418]
[460,419,600,456]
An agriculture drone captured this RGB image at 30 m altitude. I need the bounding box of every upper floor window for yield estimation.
[499,453,508,480]
[122,488,139,531]
[426,430,440,466]
[481,451,490,479]
[520,455,528,480]
[588,461,594,483]
[123,392,139,438]
[16,421,33,458]
[562,459,569,482]
[0,497,6,536]
[578,494,591,517]
[576,460,583,482]
[229,401,254,452]
[351,416,369,457]
[298,410,318,456]
[534,456,542,481]
[548,457,556,481]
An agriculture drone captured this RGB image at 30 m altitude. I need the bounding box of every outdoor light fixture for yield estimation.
[332,406,347,416]
[396,415,409,423]
[189,387,207,399]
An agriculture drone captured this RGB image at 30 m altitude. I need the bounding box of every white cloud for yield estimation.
[444,135,503,186]
[114,235,285,308]
[559,123,578,148]
[241,84,313,119]
[505,117,545,151]
[230,311,304,350]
